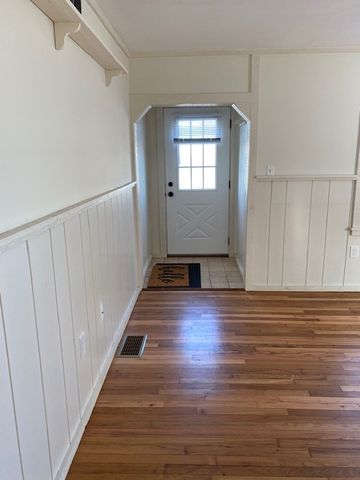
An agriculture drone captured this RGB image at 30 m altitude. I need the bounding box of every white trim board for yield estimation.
[235,255,245,280]
[249,285,360,292]
[255,175,359,182]
[142,255,152,280]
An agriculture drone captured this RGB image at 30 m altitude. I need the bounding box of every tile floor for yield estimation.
[144,256,244,289]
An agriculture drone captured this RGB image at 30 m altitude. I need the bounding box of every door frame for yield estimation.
[150,105,247,258]
[163,106,232,256]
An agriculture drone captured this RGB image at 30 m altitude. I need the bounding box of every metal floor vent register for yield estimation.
[116,335,147,357]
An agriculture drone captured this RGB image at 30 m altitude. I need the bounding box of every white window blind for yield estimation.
[174,117,220,143]
[175,117,219,190]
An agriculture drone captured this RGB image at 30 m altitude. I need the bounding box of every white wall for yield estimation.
[0,0,132,234]
[148,108,166,257]
[248,53,360,290]
[257,53,360,175]
[130,54,250,94]
[129,54,254,125]
[0,185,139,480]
[235,121,250,278]
[135,113,152,272]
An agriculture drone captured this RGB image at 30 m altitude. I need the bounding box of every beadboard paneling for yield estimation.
[0,301,23,480]
[27,232,70,477]
[282,181,312,286]
[80,211,100,384]
[252,178,358,290]
[0,184,139,480]
[323,181,352,286]
[105,199,117,337]
[267,181,286,286]
[112,197,124,323]
[50,224,81,443]
[306,181,330,286]
[253,182,271,286]
[97,201,112,350]
[65,215,93,415]
[87,207,106,367]
[0,244,52,480]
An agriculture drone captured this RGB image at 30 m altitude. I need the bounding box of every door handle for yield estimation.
[168,192,174,197]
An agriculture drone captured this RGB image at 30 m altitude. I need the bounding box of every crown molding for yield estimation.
[129,46,360,59]
[86,0,131,57]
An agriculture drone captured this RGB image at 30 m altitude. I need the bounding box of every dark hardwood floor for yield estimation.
[67,289,360,479]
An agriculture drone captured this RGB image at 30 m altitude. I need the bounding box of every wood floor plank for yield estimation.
[67,290,360,479]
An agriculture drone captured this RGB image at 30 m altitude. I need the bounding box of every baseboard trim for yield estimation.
[235,256,245,280]
[143,255,152,279]
[55,286,141,480]
[248,285,360,292]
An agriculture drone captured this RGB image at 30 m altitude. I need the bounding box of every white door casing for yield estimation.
[164,107,231,255]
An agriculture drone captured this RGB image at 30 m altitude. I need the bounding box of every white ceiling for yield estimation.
[95,0,360,56]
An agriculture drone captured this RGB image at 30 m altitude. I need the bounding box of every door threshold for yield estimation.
[142,287,245,291]
[167,254,229,257]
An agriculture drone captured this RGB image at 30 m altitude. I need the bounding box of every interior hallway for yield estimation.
[144,257,244,288]
[67,289,360,479]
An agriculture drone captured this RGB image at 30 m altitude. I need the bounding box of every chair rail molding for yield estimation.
[0,182,136,255]
[255,174,359,182]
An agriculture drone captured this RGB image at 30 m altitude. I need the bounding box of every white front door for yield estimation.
[164,107,230,255]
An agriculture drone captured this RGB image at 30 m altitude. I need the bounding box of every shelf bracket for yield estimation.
[105,69,122,87]
[54,22,81,50]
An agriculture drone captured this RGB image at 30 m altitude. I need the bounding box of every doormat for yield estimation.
[148,263,201,288]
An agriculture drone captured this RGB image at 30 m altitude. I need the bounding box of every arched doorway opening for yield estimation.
[133,104,250,289]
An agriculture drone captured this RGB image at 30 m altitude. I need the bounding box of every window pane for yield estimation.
[191,167,203,189]
[191,120,203,139]
[175,117,220,141]
[204,144,216,166]
[204,167,216,189]
[203,118,217,139]
[178,144,190,166]
[191,144,203,167]
[178,120,191,138]
[179,168,191,190]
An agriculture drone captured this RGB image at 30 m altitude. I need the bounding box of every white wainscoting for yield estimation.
[251,177,360,290]
[0,183,140,480]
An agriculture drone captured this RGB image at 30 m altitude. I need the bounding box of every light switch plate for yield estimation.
[350,245,360,258]
[266,165,275,176]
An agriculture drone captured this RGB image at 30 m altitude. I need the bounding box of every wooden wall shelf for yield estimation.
[31,0,128,85]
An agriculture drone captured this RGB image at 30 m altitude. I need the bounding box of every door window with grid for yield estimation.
[174,117,220,190]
